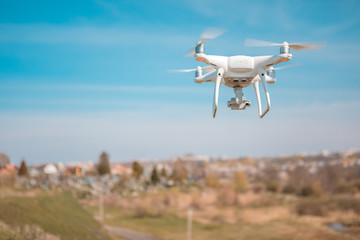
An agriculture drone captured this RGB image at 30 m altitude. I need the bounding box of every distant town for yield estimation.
[1,148,359,197]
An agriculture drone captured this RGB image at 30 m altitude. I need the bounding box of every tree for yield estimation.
[151,166,160,184]
[97,152,111,175]
[161,167,167,178]
[18,159,28,177]
[0,153,10,169]
[171,158,187,185]
[234,171,247,192]
[132,161,143,180]
[205,172,220,188]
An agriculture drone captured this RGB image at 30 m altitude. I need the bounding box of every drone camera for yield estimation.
[227,97,251,110]
[227,87,251,110]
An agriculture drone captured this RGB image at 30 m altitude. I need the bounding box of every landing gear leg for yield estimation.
[253,70,271,118]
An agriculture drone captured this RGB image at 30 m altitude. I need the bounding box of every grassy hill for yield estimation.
[0,191,111,240]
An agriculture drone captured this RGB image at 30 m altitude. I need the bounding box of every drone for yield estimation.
[172,28,325,118]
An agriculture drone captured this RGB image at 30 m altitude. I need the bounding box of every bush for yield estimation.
[266,181,280,193]
[294,201,327,216]
[336,197,360,214]
[294,197,360,217]
[75,190,92,199]
[132,205,164,218]
[252,184,264,193]
[334,183,357,194]
[299,186,314,197]
[217,187,236,206]
[205,174,220,188]
[298,181,323,197]
[234,171,248,192]
[352,180,360,191]
[282,184,296,194]
[0,223,60,240]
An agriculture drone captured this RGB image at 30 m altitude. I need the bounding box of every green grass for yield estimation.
[85,205,345,240]
[0,191,111,240]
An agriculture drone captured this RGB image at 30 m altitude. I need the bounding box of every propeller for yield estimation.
[168,66,215,73]
[272,63,303,71]
[186,28,226,56]
[244,38,326,51]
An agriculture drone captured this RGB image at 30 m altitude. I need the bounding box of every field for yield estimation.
[0,190,111,240]
[82,189,360,240]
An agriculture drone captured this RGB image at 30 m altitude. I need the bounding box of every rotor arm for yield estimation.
[213,68,224,118]
[253,69,271,118]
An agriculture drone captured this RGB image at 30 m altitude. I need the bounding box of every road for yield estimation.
[105,225,164,240]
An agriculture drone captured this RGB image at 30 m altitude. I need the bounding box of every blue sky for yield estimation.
[0,0,359,165]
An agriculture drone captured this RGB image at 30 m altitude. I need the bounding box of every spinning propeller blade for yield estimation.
[186,28,226,56]
[245,38,326,51]
[272,63,302,71]
[244,39,280,47]
[200,28,227,43]
[168,66,215,73]
[285,42,326,51]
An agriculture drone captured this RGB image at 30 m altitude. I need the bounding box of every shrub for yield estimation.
[252,184,264,193]
[336,197,360,214]
[334,183,357,194]
[294,197,360,217]
[266,181,280,193]
[298,181,323,197]
[217,187,236,206]
[294,201,327,216]
[234,171,248,192]
[353,180,360,191]
[282,184,296,194]
[205,174,220,188]
[0,223,60,240]
[132,205,164,218]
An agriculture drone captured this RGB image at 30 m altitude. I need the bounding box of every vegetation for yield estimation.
[0,191,111,240]
[18,159,28,177]
[0,153,10,168]
[2,149,360,239]
[150,166,160,185]
[84,201,345,240]
[171,158,187,185]
[205,173,220,188]
[295,197,360,217]
[97,152,111,175]
[234,170,247,192]
[0,222,60,240]
[160,167,167,178]
[132,161,143,180]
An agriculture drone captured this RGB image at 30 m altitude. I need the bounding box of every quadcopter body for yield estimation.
[174,28,324,118]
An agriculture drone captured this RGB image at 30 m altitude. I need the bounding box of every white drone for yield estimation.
[172,28,325,118]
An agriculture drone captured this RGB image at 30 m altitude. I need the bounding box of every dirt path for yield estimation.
[105,225,164,240]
